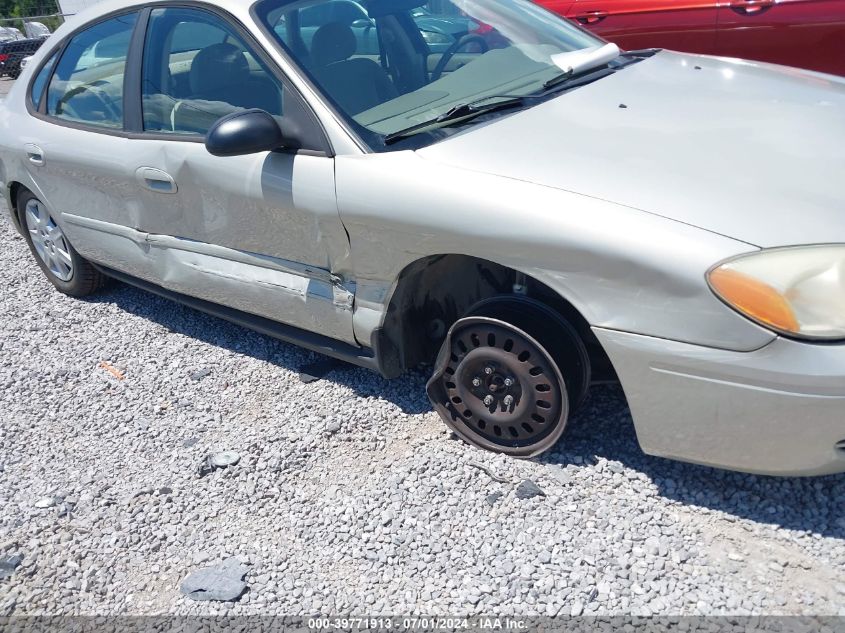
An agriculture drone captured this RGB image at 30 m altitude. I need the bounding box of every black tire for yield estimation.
[426,296,590,458]
[17,190,106,297]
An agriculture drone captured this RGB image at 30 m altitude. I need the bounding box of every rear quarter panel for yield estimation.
[0,45,65,231]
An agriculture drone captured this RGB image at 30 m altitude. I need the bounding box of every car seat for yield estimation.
[172,42,283,133]
[309,21,397,115]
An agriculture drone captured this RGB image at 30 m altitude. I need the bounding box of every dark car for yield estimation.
[0,35,47,79]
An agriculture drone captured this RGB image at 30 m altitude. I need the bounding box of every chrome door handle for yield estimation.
[136,166,177,194]
[24,143,44,166]
[575,10,608,24]
[730,0,773,15]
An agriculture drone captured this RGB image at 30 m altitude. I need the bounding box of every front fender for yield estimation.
[336,151,775,353]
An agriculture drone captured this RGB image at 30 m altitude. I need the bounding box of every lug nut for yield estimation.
[503,395,514,407]
[472,377,482,387]
[483,395,494,406]
[504,378,514,387]
[484,366,494,375]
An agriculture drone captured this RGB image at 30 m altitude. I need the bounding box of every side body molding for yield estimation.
[61,213,357,344]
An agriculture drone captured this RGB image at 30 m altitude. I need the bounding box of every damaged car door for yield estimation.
[24,12,141,275]
[130,6,356,344]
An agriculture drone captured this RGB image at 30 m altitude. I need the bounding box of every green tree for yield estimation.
[1,0,62,32]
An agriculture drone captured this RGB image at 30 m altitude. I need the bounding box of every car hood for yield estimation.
[418,51,845,248]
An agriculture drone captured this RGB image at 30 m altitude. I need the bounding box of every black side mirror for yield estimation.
[205,109,285,157]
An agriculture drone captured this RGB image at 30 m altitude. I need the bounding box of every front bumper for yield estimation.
[594,327,845,476]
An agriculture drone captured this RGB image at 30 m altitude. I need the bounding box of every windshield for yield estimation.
[254,0,605,144]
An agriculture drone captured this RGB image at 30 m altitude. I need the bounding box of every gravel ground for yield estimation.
[1,198,844,618]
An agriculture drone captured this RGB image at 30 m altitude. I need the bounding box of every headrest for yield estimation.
[189,43,249,95]
[311,22,357,66]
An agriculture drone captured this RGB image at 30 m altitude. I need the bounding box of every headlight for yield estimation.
[707,245,845,340]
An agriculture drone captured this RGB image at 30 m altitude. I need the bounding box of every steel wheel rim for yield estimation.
[25,199,73,282]
[441,320,565,449]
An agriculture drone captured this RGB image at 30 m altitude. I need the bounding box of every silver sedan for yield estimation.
[1,0,844,475]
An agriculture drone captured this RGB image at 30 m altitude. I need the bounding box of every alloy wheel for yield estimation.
[24,198,74,282]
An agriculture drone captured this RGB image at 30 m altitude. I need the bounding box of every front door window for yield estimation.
[141,7,285,135]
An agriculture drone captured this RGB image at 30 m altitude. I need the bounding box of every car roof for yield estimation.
[53,0,257,40]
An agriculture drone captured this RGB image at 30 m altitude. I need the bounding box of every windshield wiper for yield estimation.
[383,96,526,144]
[383,43,624,145]
[542,68,575,90]
[543,42,620,90]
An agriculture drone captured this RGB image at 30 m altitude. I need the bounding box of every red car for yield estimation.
[537,0,845,76]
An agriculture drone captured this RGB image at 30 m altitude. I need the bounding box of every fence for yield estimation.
[0,0,65,35]
[0,1,63,79]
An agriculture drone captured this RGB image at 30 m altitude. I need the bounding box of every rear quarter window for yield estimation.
[30,50,57,110]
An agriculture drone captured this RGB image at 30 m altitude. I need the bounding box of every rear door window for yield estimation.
[46,13,137,128]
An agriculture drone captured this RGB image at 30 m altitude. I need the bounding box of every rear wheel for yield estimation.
[426,297,589,457]
[17,190,106,297]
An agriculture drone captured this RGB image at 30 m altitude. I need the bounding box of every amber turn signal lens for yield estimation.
[709,267,799,333]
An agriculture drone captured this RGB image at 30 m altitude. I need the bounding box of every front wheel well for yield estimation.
[379,254,616,383]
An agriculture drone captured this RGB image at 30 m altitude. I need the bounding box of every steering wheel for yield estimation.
[56,80,121,122]
[430,34,490,82]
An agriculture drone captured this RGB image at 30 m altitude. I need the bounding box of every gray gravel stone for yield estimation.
[485,492,503,506]
[515,479,545,500]
[0,554,23,579]
[33,497,55,509]
[180,558,248,602]
[189,368,212,381]
[209,452,241,468]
